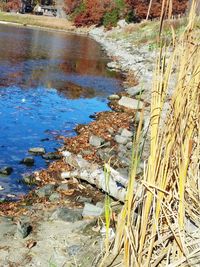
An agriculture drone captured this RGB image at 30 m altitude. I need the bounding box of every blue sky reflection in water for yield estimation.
[0,24,123,197]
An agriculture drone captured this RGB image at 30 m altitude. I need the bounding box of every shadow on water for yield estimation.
[0,24,123,198]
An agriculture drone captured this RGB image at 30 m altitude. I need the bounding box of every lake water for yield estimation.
[0,24,123,199]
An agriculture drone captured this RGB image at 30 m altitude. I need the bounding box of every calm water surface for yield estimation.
[0,24,123,198]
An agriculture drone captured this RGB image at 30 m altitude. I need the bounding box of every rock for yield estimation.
[28,147,46,155]
[126,86,145,97]
[121,128,133,138]
[107,61,121,70]
[76,155,90,168]
[50,208,82,222]
[118,96,143,110]
[57,184,69,191]
[35,184,55,198]
[126,142,133,150]
[42,152,62,160]
[89,135,105,147]
[49,192,60,202]
[17,221,32,239]
[108,94,120,100]
[0,185,4,191]
[82,150,93,156]
[20,157,34,166]
[117,19,128,28]
[114,135,128,145]
[22,173,37,185]
[77,196,92,203]
[0,167,13,175]
[68,245,81,256]
[82,203,103,218]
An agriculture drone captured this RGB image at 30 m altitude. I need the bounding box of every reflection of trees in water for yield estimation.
[57,81,96,99]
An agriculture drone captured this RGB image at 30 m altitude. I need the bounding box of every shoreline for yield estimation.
[0,15,154,266]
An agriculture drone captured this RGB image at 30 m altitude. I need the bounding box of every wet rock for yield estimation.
[20,157,34,166]
[28,147,46,155]
[89,135,105,147]
[22,173,37,185]
[121,128,133,138]
[82,203,103,218]
[42,152,62,160]
[49,192,60,202]
[118,96,143,110]
[115,135,128,145]
[77,196,92,203]
[57,183,69,191]
[50,208,82,222]
[35,184,55,198]
[108,94,120,100]
[0,167,13,175]
[17,221,32,239]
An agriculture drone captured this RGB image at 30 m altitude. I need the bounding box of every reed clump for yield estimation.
[101,0,200,266]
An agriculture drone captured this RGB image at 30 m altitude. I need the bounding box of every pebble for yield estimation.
[28,147,46,155]
[20,157,34,166]
[50,208,82,222]
[0,167,13,175]
[108,94,120,100]
[89,135,105,147]
[35,184,55,198]
[114,135,128,145]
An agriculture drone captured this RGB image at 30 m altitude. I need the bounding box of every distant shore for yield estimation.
[0,11,90,34]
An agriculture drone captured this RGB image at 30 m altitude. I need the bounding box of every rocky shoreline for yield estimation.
[0,23,155,266]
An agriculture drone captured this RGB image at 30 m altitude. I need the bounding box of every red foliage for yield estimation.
[125,0,188,20]
[64,0,80,14]
[74,0,114,26]
[6,0,21,11]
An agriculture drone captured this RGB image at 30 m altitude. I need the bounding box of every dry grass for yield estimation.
[0,12,77,32]
[101,1,200,266]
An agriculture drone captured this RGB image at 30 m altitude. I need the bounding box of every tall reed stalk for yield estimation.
[102,0,200,266]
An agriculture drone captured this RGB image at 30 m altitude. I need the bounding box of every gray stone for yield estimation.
[121,128,133,138]
[120,157,130,167]
[49,192,60,202]
[50,208,82,222]
[22,173,37,185]
[68,245,81,256]
[117,19,128,28]
[114,135,128,145]
[89,135,105,147]
[17,221,32,239]
[118,96,143,110]
[107,61,121,70]
[57,183,69,191]
[0,167,13,175]
[126,142,133,150]
[20,157,34,166]
[108,94,120,100]
[77,196,92,203]
[82,203,103,218]
[42,152,62,160]
[35,184,55,198]
[28,147,46,155]
[126,86,145,97]
[76,155,90,168]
